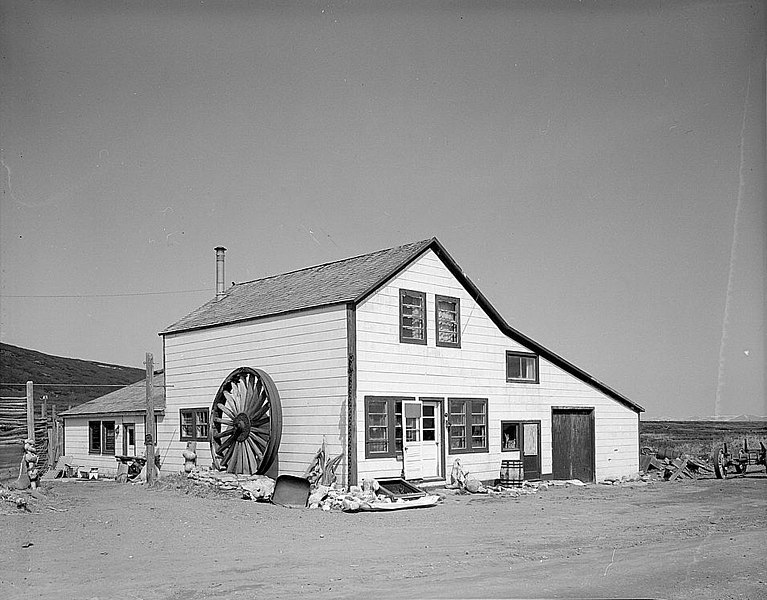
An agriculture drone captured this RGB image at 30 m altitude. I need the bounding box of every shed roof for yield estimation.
[60,371,166,417]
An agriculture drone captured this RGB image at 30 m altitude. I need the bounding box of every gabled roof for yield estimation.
[60,371,166,417]
[160,237,643,413]
[161,238,434,335]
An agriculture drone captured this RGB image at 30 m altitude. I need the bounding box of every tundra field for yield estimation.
[1,420,766,600]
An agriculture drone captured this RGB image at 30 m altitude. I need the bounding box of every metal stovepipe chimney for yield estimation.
[215,246,227,300]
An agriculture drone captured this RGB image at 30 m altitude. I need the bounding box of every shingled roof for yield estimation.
[60,372,165,417]
[160,237,643,413]
[162,238,435,335]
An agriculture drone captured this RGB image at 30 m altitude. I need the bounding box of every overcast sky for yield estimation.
[1,1,764,419]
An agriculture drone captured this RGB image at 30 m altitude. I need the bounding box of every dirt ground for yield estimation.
[2,474,765,600]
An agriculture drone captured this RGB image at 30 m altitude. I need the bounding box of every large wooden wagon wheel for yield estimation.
[210,367,282,475]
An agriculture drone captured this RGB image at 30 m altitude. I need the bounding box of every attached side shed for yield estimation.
[59,372,165,477]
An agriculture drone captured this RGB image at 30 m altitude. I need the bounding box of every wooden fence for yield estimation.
[0,382,62,479]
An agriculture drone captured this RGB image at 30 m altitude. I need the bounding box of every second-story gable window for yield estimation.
[436,295,460,348]
[399,289,427,345]
[506,351,539,383]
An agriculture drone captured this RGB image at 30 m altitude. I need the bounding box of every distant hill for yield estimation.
[644,415,767,422]
[0,343,145,413]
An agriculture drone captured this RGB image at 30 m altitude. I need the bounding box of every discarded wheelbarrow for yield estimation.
[711,439,767,478]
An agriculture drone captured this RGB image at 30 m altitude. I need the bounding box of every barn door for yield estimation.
[552,408,595,482]
[402,401,422,480]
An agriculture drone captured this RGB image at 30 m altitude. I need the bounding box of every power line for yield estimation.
[0,288,211,298]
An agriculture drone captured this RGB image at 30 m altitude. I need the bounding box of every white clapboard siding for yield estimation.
[61,414,160,477]
[161,305,348,477]
[355,249,639,483]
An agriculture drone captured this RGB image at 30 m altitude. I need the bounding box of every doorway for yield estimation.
[402,399,443,480]
[501,420,541,479]
[122,423,137,456]
[551,408,595,482]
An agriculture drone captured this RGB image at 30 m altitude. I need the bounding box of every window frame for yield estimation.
[399,289,427,345]
[506,351,540,384]
[88,420,116,455]
[435,294,461,348]
[448,398,489,454]
[364,396,410,459]
[179,408,210,442]
[501,421,521,452]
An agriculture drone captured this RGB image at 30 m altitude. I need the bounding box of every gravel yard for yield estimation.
[2,474,765,600]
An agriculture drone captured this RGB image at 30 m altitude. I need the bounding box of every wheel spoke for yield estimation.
[213,416,233,426]
[252,432,268,452]
[216,402,237,421]
[221,435,237,464]
[245,375,256,407]
[223,389,239,414]
[213,427,235,441]
[216,432,237,455]
[232,377,248,412]
[246,436,264,462]
[251,423,270,438]
[248,400,270,422]
[243,443,256,474]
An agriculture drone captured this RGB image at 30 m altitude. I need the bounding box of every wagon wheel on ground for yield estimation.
[712,446,728,479]
[209,367,282,475]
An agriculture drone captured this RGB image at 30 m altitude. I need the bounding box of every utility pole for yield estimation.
[145,353,156,484]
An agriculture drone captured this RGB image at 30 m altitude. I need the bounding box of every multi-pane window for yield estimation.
[422,403,436,442]
[448,398,488,454]
[364,396,407,458]
[399,289,427,344]
[365,399,389,455]
[435,295,460,348]
[180,408,210,441]
[506,351,539,383]
[88,420,115,455]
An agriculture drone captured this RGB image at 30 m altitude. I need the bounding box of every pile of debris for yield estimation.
[186,469,275,499]
[640,448,713,481]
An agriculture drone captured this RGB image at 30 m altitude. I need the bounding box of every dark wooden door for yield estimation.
[552,409,595,482]
[522,422,541,479]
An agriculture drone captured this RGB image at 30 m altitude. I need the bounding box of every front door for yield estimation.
[123,423,137,456]
[420,400,442,479]
[402,400,443,480]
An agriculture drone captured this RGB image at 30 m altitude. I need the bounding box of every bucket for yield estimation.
[271,475,311,508]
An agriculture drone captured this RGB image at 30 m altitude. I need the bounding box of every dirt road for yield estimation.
[2,475,765,600]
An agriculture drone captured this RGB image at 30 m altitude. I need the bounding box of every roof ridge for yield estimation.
[230,238,434,288]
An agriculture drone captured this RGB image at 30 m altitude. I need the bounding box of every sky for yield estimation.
[1,0,764,419]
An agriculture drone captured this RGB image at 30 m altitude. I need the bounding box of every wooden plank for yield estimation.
[26,381,34,443]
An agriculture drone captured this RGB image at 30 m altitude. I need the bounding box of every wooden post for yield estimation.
[50,404,58,465]
[145,353,156,484]
[26,381,34,444]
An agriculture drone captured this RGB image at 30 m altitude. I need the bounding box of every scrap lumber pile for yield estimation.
[640,449,713,481]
